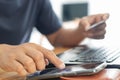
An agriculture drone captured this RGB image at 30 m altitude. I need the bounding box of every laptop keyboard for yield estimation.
[58,46,120,64]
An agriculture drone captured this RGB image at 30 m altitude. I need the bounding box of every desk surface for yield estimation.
[0,47,120,80]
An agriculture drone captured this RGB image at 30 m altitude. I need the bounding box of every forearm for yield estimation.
[47,27,85,47]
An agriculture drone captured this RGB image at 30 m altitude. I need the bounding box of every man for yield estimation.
[0,0,109,76]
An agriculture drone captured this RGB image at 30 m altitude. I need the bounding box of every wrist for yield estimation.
[0,44,10,55]
[75,26,86,39]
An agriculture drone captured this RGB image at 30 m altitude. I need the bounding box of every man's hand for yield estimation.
[0,43,65,76]
[47,13,109,47]
[78,13,109,39]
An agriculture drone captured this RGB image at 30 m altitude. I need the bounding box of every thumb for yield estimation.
[102,13,109,20]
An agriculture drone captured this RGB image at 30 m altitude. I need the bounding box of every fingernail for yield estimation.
[103,14,109,20]
[59,63,65,69]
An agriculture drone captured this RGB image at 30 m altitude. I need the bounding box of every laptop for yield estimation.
[57,45,120,65]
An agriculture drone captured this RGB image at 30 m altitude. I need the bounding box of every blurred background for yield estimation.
[30,0,120,49]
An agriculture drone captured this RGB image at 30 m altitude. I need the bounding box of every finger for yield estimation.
[93,13,109,22]
[36,46,65,69]
[13,61,28,76]
[88,23,106,32]
[25,43,65,69]
[80,16,104,31]
[82,14,100,25]
[92,14,108,22]
[95,23,106,30]
[79,19,90,31]
[88,29,106,38]
[89,35,105,39]
[16,54,36,73]
[0,60,28,76]
[102,13,109,20]
[83,13,109,25]
[0,62,13,72]
[87,30,106,39]
[45,59,49,65]
[41,49,65,69]
[25,47,46,70]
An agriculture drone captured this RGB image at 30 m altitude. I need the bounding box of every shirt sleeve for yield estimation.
[35,0,62,35]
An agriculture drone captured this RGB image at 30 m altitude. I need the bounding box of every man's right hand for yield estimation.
[0,43,65,76]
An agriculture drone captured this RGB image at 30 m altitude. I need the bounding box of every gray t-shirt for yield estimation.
[0,0,61,45]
